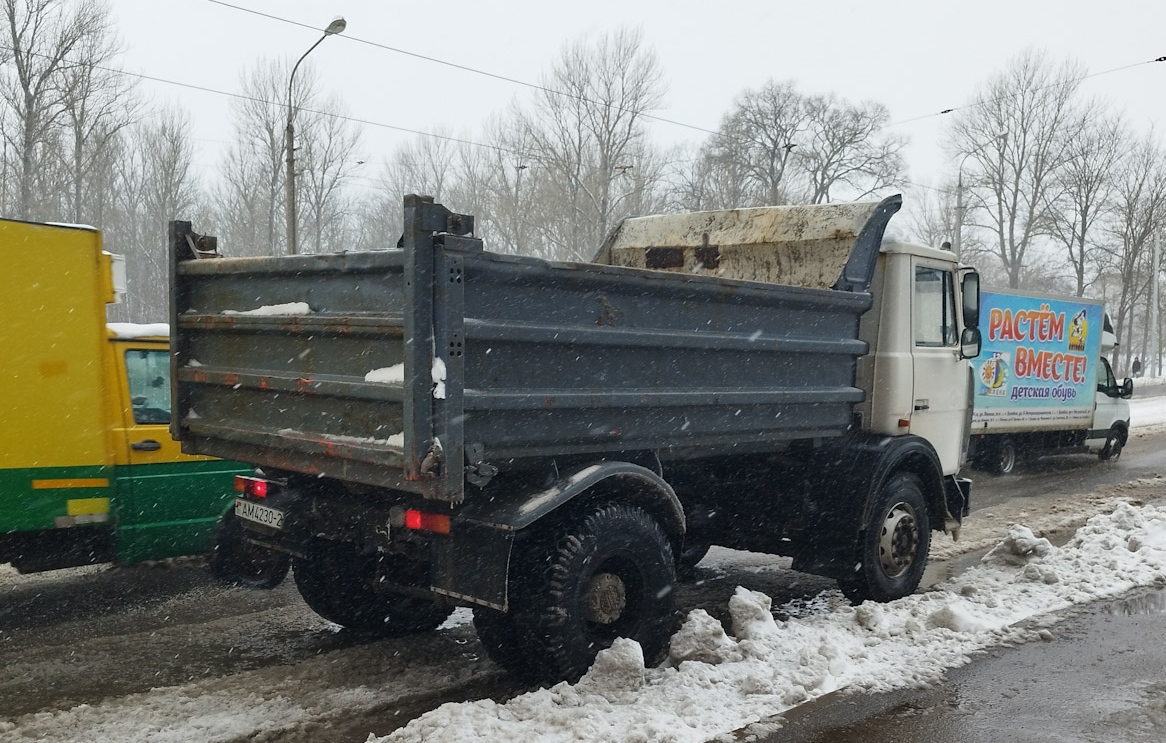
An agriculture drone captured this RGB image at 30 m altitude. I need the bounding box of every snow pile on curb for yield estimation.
[378,501,1166,743]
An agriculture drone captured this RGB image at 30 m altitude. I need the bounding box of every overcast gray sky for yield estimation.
[109,0,1166,203]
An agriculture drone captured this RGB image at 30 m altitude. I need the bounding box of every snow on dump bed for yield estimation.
[221,302,311,316]
[600,200,881,290]
[380,500,1166,743]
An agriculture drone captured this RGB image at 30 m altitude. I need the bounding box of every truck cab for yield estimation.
[858,240,981,477]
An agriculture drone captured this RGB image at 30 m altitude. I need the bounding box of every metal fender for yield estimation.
[432,461,685,612]
[461,461,684,536]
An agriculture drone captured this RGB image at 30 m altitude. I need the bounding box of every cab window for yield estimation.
[915,266,957,347]
[1098,357,1118,397]
[125,349,171,424]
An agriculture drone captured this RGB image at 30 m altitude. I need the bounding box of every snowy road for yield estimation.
[2,401,1165,742]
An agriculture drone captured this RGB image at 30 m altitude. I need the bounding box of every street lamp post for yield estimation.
[285,16,346,256]
[953,132,1008,259]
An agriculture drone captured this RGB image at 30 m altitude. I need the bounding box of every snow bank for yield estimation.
[379,501,1166,743]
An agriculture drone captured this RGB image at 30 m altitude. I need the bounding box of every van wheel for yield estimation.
[991,438,1018,475]
[1099,427,1125,462]
[840,472,931,604]
[496,503,676,684]
[209,513,290,589]
[293,542,452,635]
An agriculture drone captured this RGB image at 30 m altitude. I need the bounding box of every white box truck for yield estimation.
[968,289,1132,475]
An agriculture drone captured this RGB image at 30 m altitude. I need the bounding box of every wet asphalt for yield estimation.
[760,585,1166,743]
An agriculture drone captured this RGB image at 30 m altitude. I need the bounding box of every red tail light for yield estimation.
[234,476,269,498]
[404,509,451,534]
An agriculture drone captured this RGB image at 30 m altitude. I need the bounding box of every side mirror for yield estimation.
[1121,378,1134,399]
[960,326,982,360]
[961,271,980,329]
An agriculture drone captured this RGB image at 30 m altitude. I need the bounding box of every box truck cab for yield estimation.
[0,218,286,585]
[968,290,1132,474]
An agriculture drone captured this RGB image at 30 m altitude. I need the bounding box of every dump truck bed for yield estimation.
[170,196,896,503]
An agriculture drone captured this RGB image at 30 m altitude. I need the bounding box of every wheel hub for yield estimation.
[585,572,627,624]
[878,504,918,579]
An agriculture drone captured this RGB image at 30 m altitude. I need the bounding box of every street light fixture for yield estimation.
[285,16,346,255]
[953,131,1008,259]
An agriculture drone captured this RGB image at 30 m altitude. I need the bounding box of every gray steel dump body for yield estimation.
[170,195,899,503]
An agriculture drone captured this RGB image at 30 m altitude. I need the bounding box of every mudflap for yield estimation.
[431,520,512,611]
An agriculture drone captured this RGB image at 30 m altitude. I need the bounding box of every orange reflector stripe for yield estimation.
[404,509,451,534]
[32,478,110,489]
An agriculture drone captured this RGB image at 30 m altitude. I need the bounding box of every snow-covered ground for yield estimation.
[2,385,1164,743]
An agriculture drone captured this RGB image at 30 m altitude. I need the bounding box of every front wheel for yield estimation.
[840,472,931,604]
[1099,427,1125,462]
[488,503,676,684]
[293,542,452,635]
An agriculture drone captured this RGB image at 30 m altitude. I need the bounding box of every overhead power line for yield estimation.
[887,56,1166,129]
[204,0,724,139]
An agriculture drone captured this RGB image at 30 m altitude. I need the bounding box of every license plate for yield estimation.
[235,498,285,530]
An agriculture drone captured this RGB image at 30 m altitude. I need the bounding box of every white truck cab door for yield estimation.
[907,261,972,475]
[1089,356,1130,444]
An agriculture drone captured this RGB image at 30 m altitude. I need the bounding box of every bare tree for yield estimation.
[215,59,289,255]
[295,91,361,254]
[0,0,110,219]
[1103,132,1166,369]
[1042,108,1126,296]
[354,128,461,252]
[55,5,137,224]
[704,80,809,206]
[518,27,666,261]
[440,112,540,256]
[107,105,202,322]
[950,50,1085,288]
[800,94,906,204]
[692,80,905,208]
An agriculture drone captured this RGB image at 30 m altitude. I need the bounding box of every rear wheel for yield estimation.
[293,541,452,635]
[481,503,676,684]
[840,472,931,604]
[991,437,1018,475]
[208,513,290,589]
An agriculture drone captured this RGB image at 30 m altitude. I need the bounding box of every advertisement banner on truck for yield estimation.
[973,292,1102,428]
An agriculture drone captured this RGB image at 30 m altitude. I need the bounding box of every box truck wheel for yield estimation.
[292,541,452,635]
[488,503,676,684]
[1099,427,1125,462]
[840,472,931,604]
[209,513,290,589]
[991,437,1019,475]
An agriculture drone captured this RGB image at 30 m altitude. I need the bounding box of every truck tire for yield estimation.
[293,542,452,635]
[489,503,676,684]
[991,437,1019,475]
[839,472,931,604]
[209,513,290,589]
[1099,427,1125,462]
